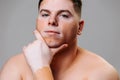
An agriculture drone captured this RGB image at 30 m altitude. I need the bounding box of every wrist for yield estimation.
[33,66,54,80]
[31,62,50,73]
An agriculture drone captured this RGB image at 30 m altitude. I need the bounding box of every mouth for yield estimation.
[44,30,60,34]
[43,30,62,39]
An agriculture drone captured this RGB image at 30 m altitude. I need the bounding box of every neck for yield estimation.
[50,39,78,77]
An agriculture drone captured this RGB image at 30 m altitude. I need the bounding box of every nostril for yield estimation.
[48,17,58,26]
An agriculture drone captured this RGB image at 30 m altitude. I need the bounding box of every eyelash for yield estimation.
[61,14,69,18]
[41,13,49,17]
[40,13,70,19]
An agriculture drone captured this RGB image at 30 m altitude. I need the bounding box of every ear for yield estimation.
[77,20,84,35]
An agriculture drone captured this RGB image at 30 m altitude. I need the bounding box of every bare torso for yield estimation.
[0,48,119,80]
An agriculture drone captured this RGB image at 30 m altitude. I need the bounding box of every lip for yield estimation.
[44,30,60,34]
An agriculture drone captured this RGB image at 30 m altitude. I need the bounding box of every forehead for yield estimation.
[40,0,75,13]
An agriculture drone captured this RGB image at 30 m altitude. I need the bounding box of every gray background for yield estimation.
[0,0,120,75]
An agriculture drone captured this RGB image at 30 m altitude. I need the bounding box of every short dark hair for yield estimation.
[38,0,82,16]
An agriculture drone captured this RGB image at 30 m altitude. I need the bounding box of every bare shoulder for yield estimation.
[1,53,27,71]
[0,53,30,80]
[77,47,119,80]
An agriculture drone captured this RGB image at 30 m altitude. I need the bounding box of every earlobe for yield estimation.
[77,20,84,35]
[77,30,82,35]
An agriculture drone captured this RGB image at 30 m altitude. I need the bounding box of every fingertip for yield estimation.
[33,30,36,35]
[34,30,40,40]
[23,46,26,52]
[63,44,68,48]
[23,46,26,49]
[33,30,37,35]
[33,30,36,34]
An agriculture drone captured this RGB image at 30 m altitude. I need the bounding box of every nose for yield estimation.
[48,15,58,26]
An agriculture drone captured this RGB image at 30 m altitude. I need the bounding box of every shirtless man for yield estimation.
[0,0,119,80]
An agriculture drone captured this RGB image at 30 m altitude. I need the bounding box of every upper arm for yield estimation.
[90,67,119,80]
[101,70,119,80]
[0,57,22,80]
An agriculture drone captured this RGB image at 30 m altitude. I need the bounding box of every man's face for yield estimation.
[36,0,83,48]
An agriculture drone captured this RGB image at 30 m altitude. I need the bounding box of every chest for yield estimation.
[52,66,91,80]
[21,59,92,80]
[21,68,90,80]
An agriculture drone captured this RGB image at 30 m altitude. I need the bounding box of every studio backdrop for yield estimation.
[0,0,120,75]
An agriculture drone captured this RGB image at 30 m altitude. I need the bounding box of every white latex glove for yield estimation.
[23,30,67,72]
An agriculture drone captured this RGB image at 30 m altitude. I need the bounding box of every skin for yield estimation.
[0,0,119,80]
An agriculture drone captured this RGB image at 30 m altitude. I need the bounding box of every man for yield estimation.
[0,0,119,80]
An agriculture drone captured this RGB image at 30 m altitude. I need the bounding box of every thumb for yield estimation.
[51,44,68,56]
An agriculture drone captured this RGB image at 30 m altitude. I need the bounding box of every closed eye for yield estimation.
[61,14,69,18]
[41,13,49,17]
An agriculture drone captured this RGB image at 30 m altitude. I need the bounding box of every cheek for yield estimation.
[61,22,78,41]
[67,26,77,38]
[61,20,78,33]
[36,19,47,31]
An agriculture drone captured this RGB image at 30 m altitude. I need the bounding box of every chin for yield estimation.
[46,39,65,48]
[44,37,65,48]
[47,42,62,48]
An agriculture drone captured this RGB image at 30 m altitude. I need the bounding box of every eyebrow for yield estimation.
[58,10,72,15]
[39,9,73,15]
[40,9,50,13]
